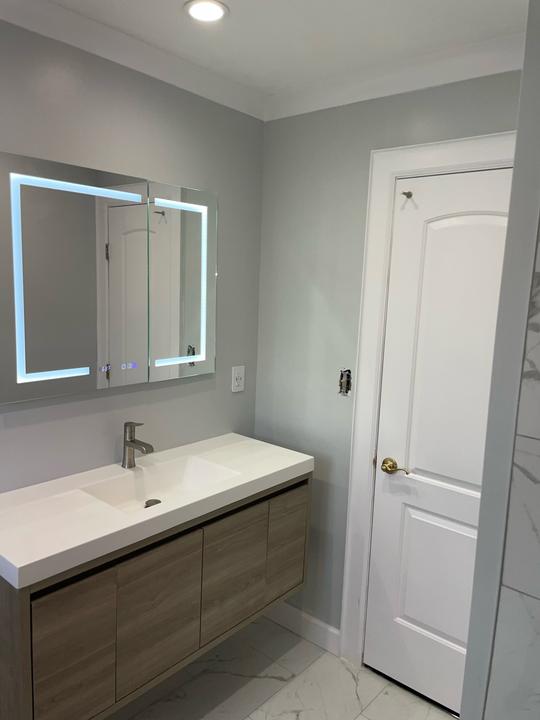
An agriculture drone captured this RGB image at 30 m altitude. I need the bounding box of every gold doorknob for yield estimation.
[380,457,409,475]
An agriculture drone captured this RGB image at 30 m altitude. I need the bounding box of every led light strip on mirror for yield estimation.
[10,173,143,384]
[152,197,208,368]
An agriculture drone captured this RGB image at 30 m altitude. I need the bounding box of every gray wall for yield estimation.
[0,19,524,643]
[0,20,263,491]
[256,72,521,629]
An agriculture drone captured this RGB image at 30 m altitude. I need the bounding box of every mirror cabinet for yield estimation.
[0,152,217,403]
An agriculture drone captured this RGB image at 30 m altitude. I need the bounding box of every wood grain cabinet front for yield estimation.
[266,484,309,603]
[115,529,203,699]
[31,570,117,720]
[201,501,269,645]
[5,477,310,720]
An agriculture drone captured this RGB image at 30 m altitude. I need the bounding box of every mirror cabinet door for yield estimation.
[148,183,217,382]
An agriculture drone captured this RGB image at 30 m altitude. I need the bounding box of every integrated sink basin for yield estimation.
[0,433,314,588]
[82,455,240,514]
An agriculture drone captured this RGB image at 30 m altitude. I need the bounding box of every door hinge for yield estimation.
[99,363,111,380]
[105,243,110,261]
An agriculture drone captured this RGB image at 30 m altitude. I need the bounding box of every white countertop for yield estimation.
[0,434,313,589]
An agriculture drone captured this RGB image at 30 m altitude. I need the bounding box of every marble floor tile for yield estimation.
[249,652,388,720]
[134,637,293,720]
[131,624,452,720]
[235,617,325,675]
[362,683,453,720]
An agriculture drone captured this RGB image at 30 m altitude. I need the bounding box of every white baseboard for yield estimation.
[265,600,341,656]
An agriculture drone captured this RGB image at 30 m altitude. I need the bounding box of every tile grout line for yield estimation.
[357,679,392,716]
[243,618,326,678]
[254,640,326,679]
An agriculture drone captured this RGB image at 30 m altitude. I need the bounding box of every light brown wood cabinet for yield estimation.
[116,530,203,699]
[32,571,117,720]
[266,483,309,603]
[1,476,310,720]
[201,502,269,645]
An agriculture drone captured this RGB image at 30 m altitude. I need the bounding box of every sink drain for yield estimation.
[144,498,162,508]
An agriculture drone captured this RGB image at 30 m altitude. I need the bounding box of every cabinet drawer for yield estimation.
[267,484,309,602]
[201,502,269,645]
[32,570,116,720]
[116,530,203,699]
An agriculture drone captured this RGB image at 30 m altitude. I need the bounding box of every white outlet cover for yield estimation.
[232,365,245,393]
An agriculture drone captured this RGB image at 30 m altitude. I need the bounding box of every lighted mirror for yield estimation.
[0,151,217,404]
[148,182,217,382]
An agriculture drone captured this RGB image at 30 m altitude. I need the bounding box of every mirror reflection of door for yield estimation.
[106,203,149,388]
[95,182,149,389]
[148,184,203,383]
[149,199,182,382]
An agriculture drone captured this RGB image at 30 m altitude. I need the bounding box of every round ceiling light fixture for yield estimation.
[184,0,229,22]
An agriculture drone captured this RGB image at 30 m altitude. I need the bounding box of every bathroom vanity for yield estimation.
[0,434,313,720]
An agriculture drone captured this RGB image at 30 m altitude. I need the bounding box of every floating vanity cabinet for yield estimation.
[116,530,203,699]
[32,571,117,720]
[201,502,269,645]
[266,484,309,603]
[0,475,311,720]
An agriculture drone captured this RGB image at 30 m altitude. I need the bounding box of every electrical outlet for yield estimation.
[232,365,245,393]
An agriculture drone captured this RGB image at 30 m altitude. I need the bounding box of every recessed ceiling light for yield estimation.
[184,0,229,22]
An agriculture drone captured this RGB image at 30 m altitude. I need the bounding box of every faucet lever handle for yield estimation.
[124,421,144,441]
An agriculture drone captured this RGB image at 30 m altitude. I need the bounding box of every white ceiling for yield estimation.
[0,0,528,119]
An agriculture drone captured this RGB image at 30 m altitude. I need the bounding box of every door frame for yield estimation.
[340,132,516,669]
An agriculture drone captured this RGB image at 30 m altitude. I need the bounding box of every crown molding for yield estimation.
[263,33,526,121]
[0,0,267,119]
[0,0,525,123]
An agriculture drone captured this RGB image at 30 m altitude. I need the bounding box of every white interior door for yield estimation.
[364,168,512,713]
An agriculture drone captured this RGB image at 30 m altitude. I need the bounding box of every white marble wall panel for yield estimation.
[517,261,540,440]
[485,586,540,719]
[503,435,540,598]
[486,251,540,718]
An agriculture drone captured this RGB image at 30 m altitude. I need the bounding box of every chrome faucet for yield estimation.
[122,421,155,469]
